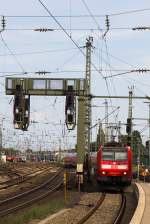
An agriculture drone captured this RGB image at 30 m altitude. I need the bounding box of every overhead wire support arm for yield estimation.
[91,95,150,100]
[37,0,104,79]
[103,69,150,79]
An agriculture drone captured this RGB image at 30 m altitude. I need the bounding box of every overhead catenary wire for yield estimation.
[4,7,150,18]
[1,2,150,144]
[79,0,118,123]
[102,37,120,123]
[3,27,150,31]
[90,106,120,130]
[0,33,26,73]
[37,0,104,79]
[94,47,136,68]
[0,47,79,57]
[80,0,118,124]
[1,68,149,78]
[103,69,150,79]
[80,0,102,31]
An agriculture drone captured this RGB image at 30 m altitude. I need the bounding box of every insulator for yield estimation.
[105,15,110,30]
[36,70,46,75]
[139,69,148,73]
[34,28,54,32]
[132,26,150,31]
[1,16,6,30]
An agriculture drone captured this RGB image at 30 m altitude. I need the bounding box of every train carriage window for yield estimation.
[115,152,127,161]
[102,151,114,161]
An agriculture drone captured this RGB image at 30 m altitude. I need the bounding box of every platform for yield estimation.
[130,181,150,224]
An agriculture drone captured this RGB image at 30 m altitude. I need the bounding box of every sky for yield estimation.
[0,0,150,151]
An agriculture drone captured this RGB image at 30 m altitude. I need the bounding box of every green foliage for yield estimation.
[121,130,146,165]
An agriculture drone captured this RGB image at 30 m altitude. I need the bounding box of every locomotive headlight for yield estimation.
[123,172,127,175]
[102,171,106,175]
[118,165,128,169]
[101,164,111,169]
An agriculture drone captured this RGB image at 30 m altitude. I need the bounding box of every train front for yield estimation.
[97,145,132,186]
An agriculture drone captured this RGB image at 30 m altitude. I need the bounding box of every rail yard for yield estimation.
[0,162,138,224]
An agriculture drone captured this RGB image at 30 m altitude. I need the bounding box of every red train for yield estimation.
[96,142,132,186]
[63,152,97,168]
[63,152,77,168]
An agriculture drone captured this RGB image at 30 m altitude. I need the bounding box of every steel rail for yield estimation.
[76,192,106,224]
[0,169,64,216]
[0,166,53,190]
[113,192,126,224]
[0,168,63,205]
[0,172,63,217]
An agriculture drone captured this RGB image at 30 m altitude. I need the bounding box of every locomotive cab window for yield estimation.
[115,152,127,161]
[102,151,114,161]
[102,150,127,161]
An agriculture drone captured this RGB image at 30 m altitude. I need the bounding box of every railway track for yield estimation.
[0,168,64,217]
[76,192,106,224]
[113,192,126,224]
[0,164,54,190]
[47,190,126,224]
[76,191,126,224]
[0,165,20,183]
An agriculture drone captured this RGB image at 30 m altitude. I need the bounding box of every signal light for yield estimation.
[67,114,73,123]
[65,85,76,130]
[13,84,30,131]
[126,118,132,134]
[146,140,150,148]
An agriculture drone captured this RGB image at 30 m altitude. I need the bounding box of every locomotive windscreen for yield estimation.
[102,149,127,161]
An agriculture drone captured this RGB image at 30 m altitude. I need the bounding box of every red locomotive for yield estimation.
[96,142,132,186]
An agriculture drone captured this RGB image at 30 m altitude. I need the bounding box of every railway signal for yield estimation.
[13,84,30,131]
[65,85,76,130]
[126,118,132,134]
[24,95,30,130]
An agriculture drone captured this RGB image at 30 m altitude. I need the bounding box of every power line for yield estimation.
[80,0,102,30]
[37,0,104,78]
[0,47,78,57]
[0,69,139,75]
[0,69,149,79]
[4,27,147,31]
[123,76,150,88]
[80,0,116,118]
[37,0,87,57]
[104,69,150,79]
[94,48,135,68]
[4,7,150,18]
[90,106,120,130]
[103,38,120,123]
[108,7,150,17]
[0,33,25,73]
